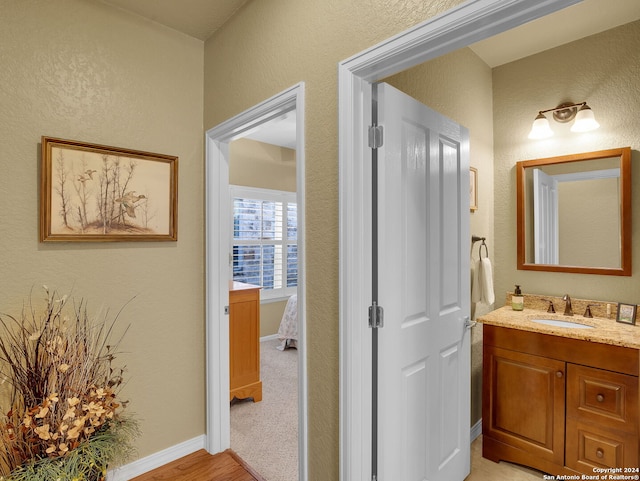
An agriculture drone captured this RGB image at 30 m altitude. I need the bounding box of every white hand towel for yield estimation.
[471,259,482,304]
[479,257,495,305]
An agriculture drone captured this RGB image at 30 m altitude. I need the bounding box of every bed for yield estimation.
[277,294,298,350]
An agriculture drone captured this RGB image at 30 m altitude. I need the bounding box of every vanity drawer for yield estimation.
[566,419,638,471]
[566,364,638,432]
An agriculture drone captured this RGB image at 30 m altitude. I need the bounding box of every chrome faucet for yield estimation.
[562,294,573,316]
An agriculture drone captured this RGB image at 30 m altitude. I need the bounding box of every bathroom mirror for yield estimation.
[517,147,631,276]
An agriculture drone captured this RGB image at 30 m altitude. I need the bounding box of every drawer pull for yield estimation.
[556,371,563,378]
[596,448,604,459]
[596,394,605,402]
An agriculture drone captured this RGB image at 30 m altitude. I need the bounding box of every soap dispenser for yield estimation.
[512,285,524,311]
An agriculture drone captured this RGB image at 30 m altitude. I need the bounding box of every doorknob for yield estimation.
[464,316,477,329]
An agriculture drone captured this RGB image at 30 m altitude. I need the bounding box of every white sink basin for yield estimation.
[531,318,594,329]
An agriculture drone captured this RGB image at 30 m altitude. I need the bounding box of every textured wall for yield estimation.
[493,20,640,306]
[203,0,464,478]
[0,0,204,460]
[384,46,494,429]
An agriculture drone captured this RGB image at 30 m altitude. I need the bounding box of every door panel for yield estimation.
[440,138,463,311]
[403,359,429,480]
[375,82,470,481]
[439,343,461,467]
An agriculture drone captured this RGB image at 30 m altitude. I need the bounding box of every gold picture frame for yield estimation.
[40,136,178,242]
[470,166,478,211]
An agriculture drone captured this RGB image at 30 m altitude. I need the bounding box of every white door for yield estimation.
[374,82,471,481]
[532,168,559,264]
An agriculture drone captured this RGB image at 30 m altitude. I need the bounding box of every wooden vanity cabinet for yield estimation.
[483,325,639,476]
[229,281,262,402]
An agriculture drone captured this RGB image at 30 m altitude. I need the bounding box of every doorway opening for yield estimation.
[205,83,307,481]
[338,1,580,479]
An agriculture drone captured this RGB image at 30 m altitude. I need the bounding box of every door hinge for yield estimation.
[368,125,383,149]
[369,302,384,328]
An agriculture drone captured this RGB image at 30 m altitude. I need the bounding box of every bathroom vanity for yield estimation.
[479,300,639,476]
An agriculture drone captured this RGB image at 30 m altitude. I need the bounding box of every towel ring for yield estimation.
[479,240,488,259]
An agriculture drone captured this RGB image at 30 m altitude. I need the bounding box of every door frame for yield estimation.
[338,1,579,479]
[205,82,308,480]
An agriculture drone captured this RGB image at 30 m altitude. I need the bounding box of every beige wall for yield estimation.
[0,0,204,460]
[558,178,620,267]
[383,46,494,428]
[204,0,464,478]
[493,20,640,306]
[230,138,296,192]
[230,138,296,336]
[258,301,285,338]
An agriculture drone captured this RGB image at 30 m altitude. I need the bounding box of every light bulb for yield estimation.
[528,114,553,139]
[570,105,599,132]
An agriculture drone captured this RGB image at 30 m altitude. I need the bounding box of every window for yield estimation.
[230,186,297,300]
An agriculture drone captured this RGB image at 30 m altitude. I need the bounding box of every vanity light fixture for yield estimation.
[528,101,599,139]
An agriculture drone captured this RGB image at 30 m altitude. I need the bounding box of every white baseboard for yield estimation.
[260,333,279,342]
[106,435,206,481]
[470,419,482,442]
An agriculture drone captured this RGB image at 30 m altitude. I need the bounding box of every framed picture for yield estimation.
[40,136,178,242]
[470,167,478,211]
[616,302,637,325]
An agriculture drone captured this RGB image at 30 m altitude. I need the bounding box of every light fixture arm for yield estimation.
[529,100,598,139]
[537,101,587,123]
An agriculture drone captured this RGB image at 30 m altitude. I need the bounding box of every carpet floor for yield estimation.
[231,338,299,481]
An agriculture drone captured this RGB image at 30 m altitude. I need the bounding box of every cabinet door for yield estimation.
[483,346,566,465]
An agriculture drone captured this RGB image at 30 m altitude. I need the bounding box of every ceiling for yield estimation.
[241,110,298,150]
[100,0,249,41]
[99,0,640,147]
[101,0,640,62]
[469,0,640,67]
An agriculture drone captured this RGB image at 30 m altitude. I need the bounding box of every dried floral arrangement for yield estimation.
[0,287,139,481]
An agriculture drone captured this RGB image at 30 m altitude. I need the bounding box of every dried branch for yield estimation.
[0,287,136,477]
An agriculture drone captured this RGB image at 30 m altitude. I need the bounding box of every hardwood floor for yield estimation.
[130,449,266,481]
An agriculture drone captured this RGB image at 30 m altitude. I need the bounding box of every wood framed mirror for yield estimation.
[517,147,632,276]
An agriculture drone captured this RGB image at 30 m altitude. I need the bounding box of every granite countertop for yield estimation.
[478,304,640,350]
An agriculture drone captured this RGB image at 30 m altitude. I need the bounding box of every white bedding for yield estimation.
[277,294,298,350]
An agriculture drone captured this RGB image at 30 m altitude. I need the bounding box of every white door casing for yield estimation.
[338,1,581,480]
[205,83,308,481]
[533,168,559,264]
[375,82,470,481]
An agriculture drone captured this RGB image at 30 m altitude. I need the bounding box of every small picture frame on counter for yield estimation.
[616,302,637,325]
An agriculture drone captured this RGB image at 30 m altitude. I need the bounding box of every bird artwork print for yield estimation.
[115,191,147,218]
[76,169,97,183]
[45,139,175,239]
